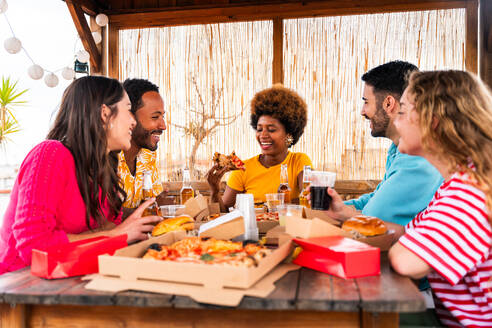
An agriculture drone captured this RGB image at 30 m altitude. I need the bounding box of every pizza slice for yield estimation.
[213,151,245,171]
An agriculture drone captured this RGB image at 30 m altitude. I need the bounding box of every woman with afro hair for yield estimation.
[207,85,312,212]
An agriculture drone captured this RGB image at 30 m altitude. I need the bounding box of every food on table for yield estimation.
[341,215,387,237]
[256,212,279,221]
[213,151,245,171]
[143,237,270,267]
[207,213,221,220]
[151,215,195,237]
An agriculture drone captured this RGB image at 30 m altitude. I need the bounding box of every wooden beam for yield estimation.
[272,18,284,85]
[107,0,467,29]
[479,0,492,88]
[466,0,479,73]
[68,0,104,16]
[66,0,102,73]
[107,23,119,79]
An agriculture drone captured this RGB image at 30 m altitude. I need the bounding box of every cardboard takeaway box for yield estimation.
[196,203,279,235]
[292,212,395,251]
[198,210,245,240]
[88,231,295,306]
[293,236,380,279]
[182,193,209,219]
[263,208,350,246]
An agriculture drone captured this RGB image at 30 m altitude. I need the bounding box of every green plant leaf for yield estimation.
[0,76,28,146]
[0,115,21,144]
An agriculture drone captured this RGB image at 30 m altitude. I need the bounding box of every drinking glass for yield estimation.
[159,205,186,218]
[276,204,303,226]
[310,171,336,210]
[265,193,285,213]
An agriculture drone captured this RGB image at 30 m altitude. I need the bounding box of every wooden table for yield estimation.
[0,256,424,328]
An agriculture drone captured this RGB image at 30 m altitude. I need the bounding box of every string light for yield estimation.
[0,1,108,88]
[61,67,75,80]
[95,13,108,27]
[0,0,7,14]
[44,73,59,88]
[4,36,20,53]
[27,64,43,80]
[92,31,102,44]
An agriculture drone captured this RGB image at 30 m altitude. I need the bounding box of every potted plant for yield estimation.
[0,77,27,148]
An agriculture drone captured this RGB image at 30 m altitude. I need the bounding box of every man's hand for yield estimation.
[308,187,359,220]
[156,186,175,206]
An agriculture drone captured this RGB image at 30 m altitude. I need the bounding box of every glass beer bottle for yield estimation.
[141,170,158,216]
[180,169,194,204]
[299,165,311,208]
[277,164,291,203]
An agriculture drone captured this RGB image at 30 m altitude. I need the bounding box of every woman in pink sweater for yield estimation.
[0,76,161,274]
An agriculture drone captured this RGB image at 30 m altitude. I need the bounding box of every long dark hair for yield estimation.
[47,76,126,229]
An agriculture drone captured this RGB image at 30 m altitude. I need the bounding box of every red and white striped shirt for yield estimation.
[399,172,492,327]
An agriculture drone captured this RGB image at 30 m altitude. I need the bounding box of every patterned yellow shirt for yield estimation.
[118,149,163,209]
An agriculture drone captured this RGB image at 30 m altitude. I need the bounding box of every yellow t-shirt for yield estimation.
[117,149,163,209]
[227,152,312,203]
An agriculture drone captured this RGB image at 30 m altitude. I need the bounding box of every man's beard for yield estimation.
[368,106,390,138]
[132,123,161,151]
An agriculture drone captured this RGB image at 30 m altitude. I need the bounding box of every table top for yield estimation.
[0,256,425,313]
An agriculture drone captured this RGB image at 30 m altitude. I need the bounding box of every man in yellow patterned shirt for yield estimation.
[118,79,168,214]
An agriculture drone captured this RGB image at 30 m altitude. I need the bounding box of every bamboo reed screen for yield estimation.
[284,10,465,179]
[119,9,465,181]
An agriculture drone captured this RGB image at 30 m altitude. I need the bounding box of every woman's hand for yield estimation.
[206,164,229,195]
[110,198,161,243]
[308,187,358,220]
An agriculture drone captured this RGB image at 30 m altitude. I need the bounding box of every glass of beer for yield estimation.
[310,171,336,210]
[265,193,285,213]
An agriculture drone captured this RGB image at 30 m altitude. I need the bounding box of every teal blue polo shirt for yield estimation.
[344,143,443,226]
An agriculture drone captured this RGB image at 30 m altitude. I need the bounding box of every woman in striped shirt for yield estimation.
[389,70,492,327]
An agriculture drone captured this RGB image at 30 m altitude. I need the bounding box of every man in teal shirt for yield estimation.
[326,61,443,226]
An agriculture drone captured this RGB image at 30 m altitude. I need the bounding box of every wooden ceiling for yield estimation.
[71,0,468,27]
[63,0,491,88]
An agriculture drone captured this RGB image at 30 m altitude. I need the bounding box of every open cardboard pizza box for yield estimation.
[285,216,394,251]
[89,231,295,306]
[85,262,298,306]
[96,231,293,290]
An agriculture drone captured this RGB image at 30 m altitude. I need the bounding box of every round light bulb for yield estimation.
[95,13,108,27]
[0,0,8,14]
[76,49,90,63]
[61,67,75,80]
[92,31,102,44]
[44,73,59,88]
[27,64,44,80]
[4,37,21,54]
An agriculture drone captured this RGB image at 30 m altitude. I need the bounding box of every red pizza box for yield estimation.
[31,234,127,279]
[292,236,380,279]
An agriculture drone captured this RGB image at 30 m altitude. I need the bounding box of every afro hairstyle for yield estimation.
[123,78,160,114]
[250,85,307,147]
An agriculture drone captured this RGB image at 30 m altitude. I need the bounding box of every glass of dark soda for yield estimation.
[310,171,336,210]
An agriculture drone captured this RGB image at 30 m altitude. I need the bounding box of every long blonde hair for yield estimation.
[407,70,492,223]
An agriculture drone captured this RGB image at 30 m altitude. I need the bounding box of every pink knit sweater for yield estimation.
[0,140,122,274]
